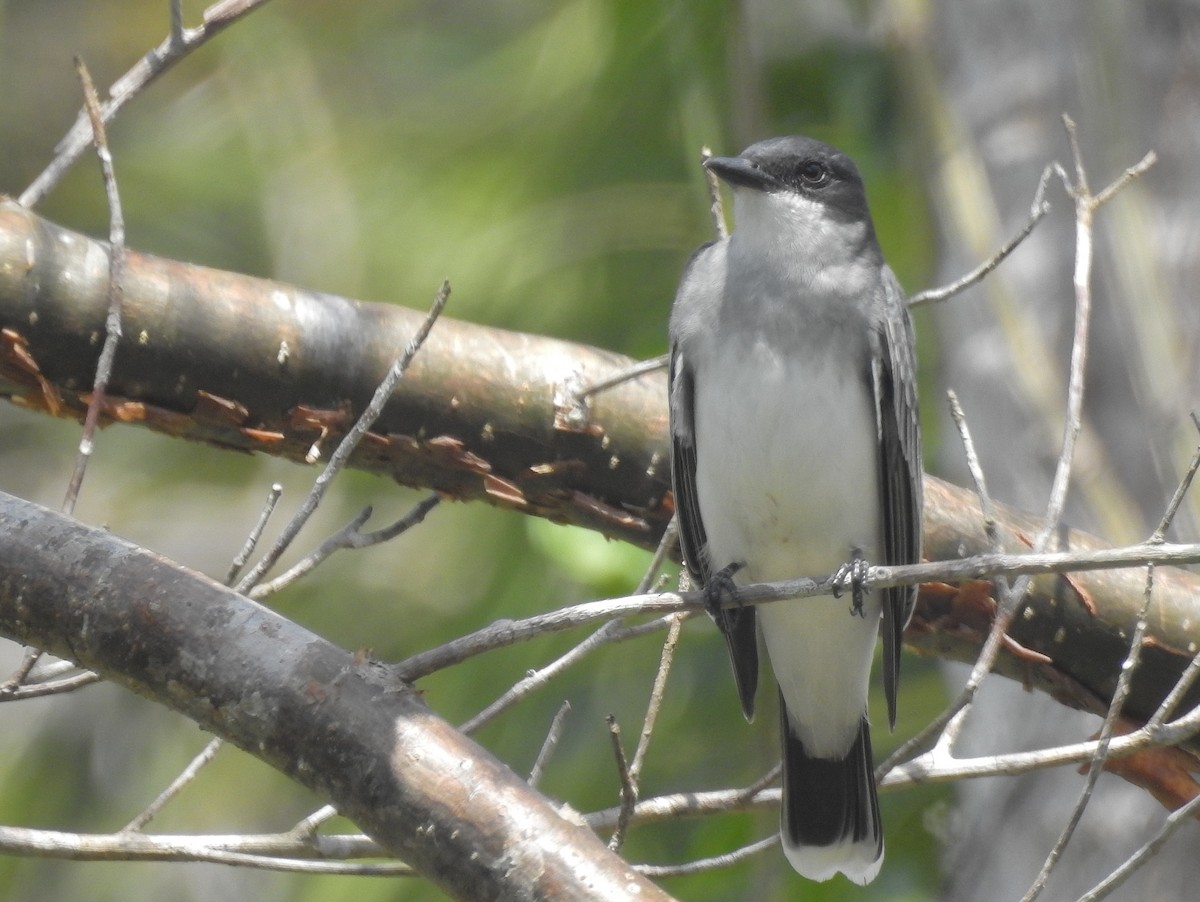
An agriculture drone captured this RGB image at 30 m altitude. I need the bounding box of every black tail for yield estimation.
[779,696,883,884]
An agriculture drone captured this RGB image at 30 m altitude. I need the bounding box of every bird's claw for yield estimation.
[832,551,871,617]
[705,561,745,619]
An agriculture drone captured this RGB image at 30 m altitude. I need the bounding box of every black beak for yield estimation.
[703,155,775,192]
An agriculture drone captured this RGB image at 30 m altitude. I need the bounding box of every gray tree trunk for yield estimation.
[925,2,1200,899]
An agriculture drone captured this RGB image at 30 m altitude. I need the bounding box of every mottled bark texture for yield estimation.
[0,493,669,902]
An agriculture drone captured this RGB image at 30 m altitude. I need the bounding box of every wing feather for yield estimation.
[872,269,923,729]
[670,338,760,719]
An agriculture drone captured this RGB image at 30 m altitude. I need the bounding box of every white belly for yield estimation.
[693,337,881,756]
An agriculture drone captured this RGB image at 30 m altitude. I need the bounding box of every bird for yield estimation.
[668,135,922,884]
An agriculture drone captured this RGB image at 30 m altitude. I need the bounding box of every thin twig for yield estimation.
[606,715,637,850]
[0,824,410,874]
[585,781,777,831]
[400,539,1200,681]
[141,481,294,833]
[14,716,1197,876]
[736,764,782,800]
[0,650,45,696]
[885,469,1200,793]
[629,613,684,783]
[887,692,1200,787]
[934,706,973,762]
[19,0,277,208]
[1149,645,1200,727]
[1072,792,1200,902]
[607,612,687,851]
[0,670,102,701]
[122,736,223,832]
[884,128,1156,779]
[947,389,1001,551]
[120,287,446,851]
[13,659,80,682]
[289,805,339,838]
[63,57,127,516]
[16,55,134,697]
[909,181,1052,308]
[637,517,678,595]
[459,613,685,734]
[169,0,185,47]
[1021,567,1156,902]
[700,145,728,240]
[882,393,1003,771]
[234,282,449,594]
[887,414,1200,879]
[225,483,283,584]
[528,701,572,789]
[587,689,1200,833]
[460,519,682,734]
[574,355,668,403]
[1091,152,1157,209]
[248,493,440,599]
[636,835,778,878]
[1033,116,1095,546]
[1150,438,1200,544]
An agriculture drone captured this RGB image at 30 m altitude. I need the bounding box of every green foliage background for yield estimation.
[0,2,947,899]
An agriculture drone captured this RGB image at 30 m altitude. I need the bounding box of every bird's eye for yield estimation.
[798,161,829,186]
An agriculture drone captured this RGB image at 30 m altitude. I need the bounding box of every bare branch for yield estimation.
[234,282,450,593]
[0,198,674,549]
[123,737,223,833]
[288,805,338,839]
[585,781,777,831]
[1091,152,1157,209]
[1073,793,1200,902]
[459,521,683,735]
[629,613,684,783]
[18,0,277,208]
[0,667,101,701]
[63,57,127,516]
[0,823,407,875]
[947,389,1001,550]
[1021,568,1157,902]
[909,171,1052,308]
[885,129,1157,783]
[610,612,685,850]
[400,538,1200,680]
[0,493,671,900]
[700,145,729,239]
[0,650,44,696]
[575,355,668,403]
[248,493,440,599]
[226,483,283,584]
[168,0,185,48]
[1151,436,1200,544]
[605,715,637,850]
[528,700,571,788]
[637,835,778,878]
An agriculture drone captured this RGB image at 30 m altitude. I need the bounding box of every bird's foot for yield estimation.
[832,550,871,617]
[704,561,745,619]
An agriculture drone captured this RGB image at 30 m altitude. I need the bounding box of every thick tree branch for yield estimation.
[2,199,1200,756]
[912,478,1200,744]
[0,491,670,902]
[0,198,667,547]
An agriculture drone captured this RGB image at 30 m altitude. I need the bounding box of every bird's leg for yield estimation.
[705,561,745,621]
[832,548,871,617]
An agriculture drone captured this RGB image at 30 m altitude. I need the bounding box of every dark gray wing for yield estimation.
[669,344,760,720]
[872,268,923,730]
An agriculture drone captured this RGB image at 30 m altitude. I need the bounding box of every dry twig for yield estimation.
[234,282,450,593]
[19,0,277,208]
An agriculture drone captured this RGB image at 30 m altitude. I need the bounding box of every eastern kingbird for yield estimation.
[668,136,922,884]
